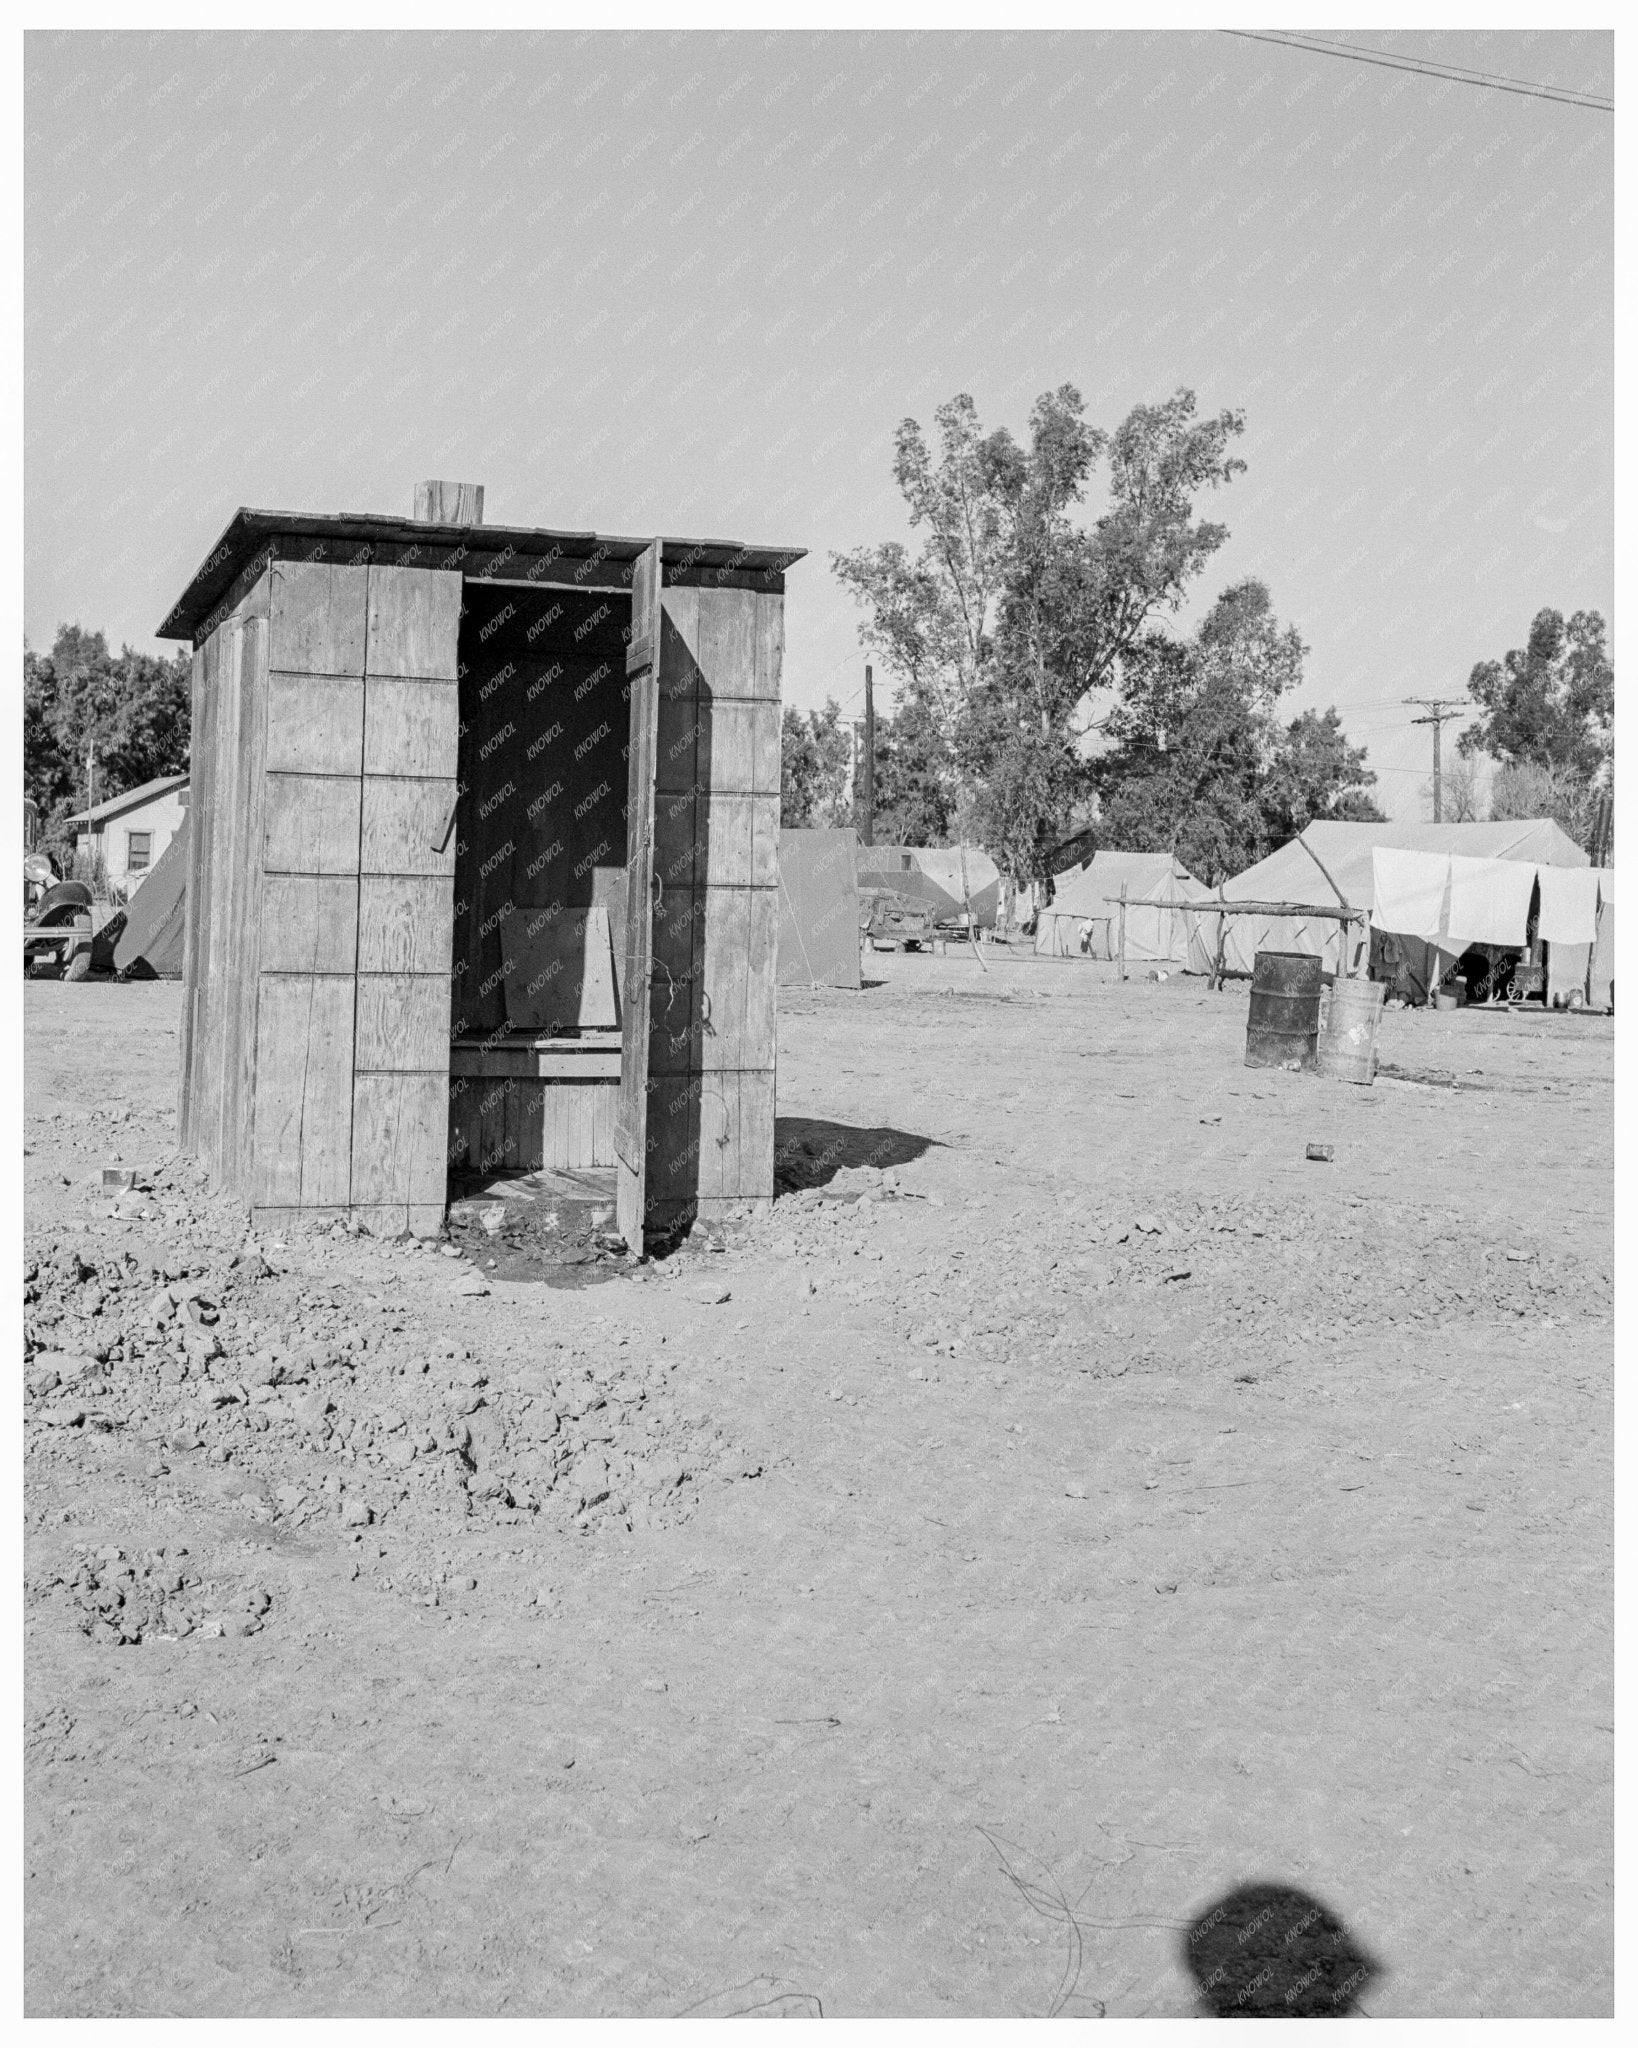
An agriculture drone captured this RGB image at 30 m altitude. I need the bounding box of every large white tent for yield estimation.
[1198,818,1590,990]
[1035,850,1210,962]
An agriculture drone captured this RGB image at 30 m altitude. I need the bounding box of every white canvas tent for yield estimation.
[1198,818,1590,993]
[1036,850,1209,962]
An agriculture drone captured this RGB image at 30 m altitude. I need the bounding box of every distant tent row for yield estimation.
[1200,818,1591,998]
[1035,819,1604,1005]
[92,823,962,996]
[1035,850,1208,963]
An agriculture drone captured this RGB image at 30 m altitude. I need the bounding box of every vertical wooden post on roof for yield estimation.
[414,480,484,524]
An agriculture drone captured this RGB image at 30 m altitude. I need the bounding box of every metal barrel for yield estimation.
[1317,975,1386,1085]
[1245,950,1326,1071]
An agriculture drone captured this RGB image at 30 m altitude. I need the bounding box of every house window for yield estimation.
[127,831,152,873]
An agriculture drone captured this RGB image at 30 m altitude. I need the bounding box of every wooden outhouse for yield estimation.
[158,485,801,1252]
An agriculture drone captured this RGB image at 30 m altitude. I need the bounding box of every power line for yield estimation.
[1225,30,1613,113]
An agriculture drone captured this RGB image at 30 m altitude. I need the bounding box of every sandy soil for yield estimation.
[22,952,1613,2016]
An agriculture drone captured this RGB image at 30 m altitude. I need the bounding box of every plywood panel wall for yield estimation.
[643,582,782,1229]
[178,570,270,1203]
[350,566,460,1234]
[248,560,368,1218]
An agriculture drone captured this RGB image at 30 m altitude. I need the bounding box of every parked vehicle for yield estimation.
[860,885,936,952]
[23,871,125,980]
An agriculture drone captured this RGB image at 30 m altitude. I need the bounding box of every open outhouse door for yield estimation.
[615,540,662,1253]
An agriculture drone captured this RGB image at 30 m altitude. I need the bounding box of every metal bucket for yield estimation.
[1317,976,1385,1085]
[1246,951,1325,1071]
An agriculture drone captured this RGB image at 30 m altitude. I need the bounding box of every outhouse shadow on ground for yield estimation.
[773,1115,938,1193]
[1181,1880,1383,2017]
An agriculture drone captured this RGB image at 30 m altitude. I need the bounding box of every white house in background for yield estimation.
[67,773,189,897]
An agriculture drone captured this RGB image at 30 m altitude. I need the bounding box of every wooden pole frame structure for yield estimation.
[1117,893,1368,993]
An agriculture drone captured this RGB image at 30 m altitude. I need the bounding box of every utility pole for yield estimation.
[860,664,875,848]
[86,736,96,814]
[1405,698,1467,822]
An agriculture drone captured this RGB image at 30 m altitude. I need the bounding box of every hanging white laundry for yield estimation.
[1443,855,1535,948]
[1371,848,1449,941]
[1536,866,1600,946]
[1596,866,1615,907]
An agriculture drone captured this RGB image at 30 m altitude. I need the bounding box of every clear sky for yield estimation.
[25,28,1613,819]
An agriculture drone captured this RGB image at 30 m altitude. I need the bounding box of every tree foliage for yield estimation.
[779,700,851,829]
[24,625,192,858]
[779,693,956,847]
[869,699,954,846]
[1490,758,1603,850]
[1460,608,1613,781]
[833,385,1249,879]
[1092,582,1383,884]
[1440,753,1485,824]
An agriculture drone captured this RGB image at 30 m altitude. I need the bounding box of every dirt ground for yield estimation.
[22,950,1613,2017]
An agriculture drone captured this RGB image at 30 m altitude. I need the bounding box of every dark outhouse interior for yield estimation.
[159,485,800,1251]
[447,581,633,1181]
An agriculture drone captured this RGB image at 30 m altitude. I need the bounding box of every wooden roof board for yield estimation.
[158,507,807,642]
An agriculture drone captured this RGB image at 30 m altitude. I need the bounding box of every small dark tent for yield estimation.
[778,827,861,988]
[112,812,190,979]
